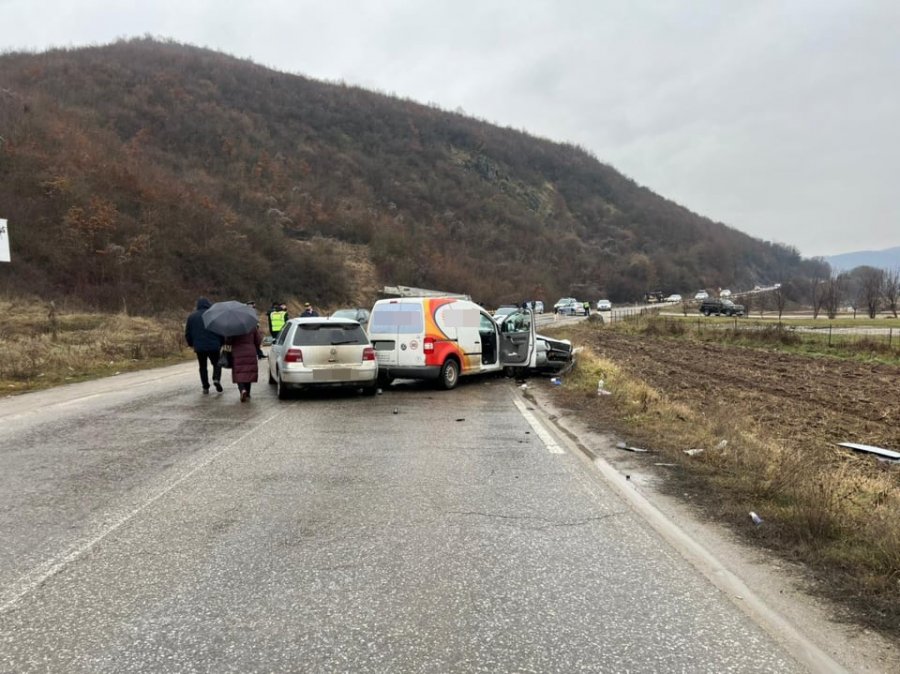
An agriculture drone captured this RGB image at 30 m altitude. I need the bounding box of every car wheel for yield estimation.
[276,375,291,400]
[438,358,460,390]
[703,310,710,316]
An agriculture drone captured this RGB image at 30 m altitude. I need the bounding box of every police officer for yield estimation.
[270,302,288,339]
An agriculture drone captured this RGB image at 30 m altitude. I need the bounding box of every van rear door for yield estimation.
[498,309,536,367]
[368,301,425,368]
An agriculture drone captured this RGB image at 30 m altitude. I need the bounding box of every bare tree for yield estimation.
[806,260,830,318]
[823,271,846,319]
[857,267,884,319]
[883,267,899,318]
[772,284,787,320]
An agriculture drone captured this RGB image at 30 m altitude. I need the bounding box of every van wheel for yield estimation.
[439,359,460,390]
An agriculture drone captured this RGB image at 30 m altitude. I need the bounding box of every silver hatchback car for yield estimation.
[268,317,378,399]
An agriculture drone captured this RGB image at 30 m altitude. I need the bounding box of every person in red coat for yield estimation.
[225,327,262,402]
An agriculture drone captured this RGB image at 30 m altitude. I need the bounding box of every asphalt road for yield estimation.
[0,361,812,673]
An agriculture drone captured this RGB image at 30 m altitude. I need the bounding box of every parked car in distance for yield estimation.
[268,317,378,399]
[554,297,577,313]
[557,299,586,316]
[694,290,710,300]
[596,299,612,311]
[719,289,732,297]
[493,305,520,321]
[330,307,370,330]
[533,300,544,314]
[665,294,682,303]
[699,298,745,317]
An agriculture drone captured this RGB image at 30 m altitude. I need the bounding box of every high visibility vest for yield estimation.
[270,310,287,332]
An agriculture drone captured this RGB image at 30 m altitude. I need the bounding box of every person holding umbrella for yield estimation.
[185,297,224,394]
[202,300,264,402]
[226,326,262,402]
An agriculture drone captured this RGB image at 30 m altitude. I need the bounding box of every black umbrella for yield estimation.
[202,300,259,337]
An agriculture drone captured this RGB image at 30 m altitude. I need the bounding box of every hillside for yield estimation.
[0,38,814,313]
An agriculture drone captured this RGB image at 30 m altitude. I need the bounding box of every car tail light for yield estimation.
[423,337,435,353]
[284,348,303,363]
[362,347,375,361]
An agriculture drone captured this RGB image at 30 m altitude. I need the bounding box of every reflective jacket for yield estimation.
[270,310,288,333]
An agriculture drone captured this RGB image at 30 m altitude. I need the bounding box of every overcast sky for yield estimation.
[3,0,898,257]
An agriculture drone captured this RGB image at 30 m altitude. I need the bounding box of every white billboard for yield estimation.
[0,219,9,263]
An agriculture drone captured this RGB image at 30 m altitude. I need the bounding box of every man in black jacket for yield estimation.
[185,297,225,394]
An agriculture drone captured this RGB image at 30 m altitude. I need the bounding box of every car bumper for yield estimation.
[279,364,377,387]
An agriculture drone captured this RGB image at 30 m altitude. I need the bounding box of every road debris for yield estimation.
[597,379,611,396]
[550,377,562,386]
[749,511,764,526]
[455,418,465,422]
[616,441,649,453]
[715,439,728,451]
[683,448,705,456]
[837,442,900,463]
[392,408,399,415]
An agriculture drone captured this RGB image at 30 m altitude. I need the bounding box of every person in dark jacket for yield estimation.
[185,297,225,394]
[300,302,319,317]
[225,326,262,402]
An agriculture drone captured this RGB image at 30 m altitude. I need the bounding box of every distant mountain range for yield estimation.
[825,246,900,272]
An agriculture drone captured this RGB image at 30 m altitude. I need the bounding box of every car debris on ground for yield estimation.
[683,448,705,456]
[837,442,900,463]
[616,441,650,453]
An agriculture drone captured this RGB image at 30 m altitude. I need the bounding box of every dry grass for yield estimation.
[554,342,900,635]
[0,296,188,394]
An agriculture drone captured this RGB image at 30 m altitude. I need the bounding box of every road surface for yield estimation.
[0,362,825,672]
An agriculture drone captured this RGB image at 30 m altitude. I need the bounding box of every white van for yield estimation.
[367,297,538,389]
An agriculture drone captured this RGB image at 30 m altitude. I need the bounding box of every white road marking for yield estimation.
[0,410,284,614]
[512,396,565,453]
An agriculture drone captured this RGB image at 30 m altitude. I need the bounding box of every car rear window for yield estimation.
[291,323,369,346]
[369,304,424,334]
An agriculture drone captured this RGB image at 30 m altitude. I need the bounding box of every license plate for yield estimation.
[312,368,352,382]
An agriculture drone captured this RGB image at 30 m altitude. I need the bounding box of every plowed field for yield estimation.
[589,331,900,453]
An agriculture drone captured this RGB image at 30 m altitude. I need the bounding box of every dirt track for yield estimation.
[590,331,900,455]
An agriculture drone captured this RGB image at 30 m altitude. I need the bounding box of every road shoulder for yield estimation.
[522,383,900,674]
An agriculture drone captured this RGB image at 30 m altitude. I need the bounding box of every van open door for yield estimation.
[498,309,536,368]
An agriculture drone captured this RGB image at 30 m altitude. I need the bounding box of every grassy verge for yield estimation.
[545,322,900,636]
[623,314,900,366]
[0,297,189,394]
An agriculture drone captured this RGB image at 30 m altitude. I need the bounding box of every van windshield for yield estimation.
[369,304,424,334]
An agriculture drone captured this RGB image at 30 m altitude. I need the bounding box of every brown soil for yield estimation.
[587,331,900,454]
